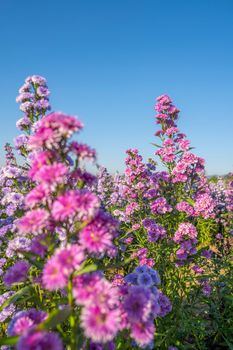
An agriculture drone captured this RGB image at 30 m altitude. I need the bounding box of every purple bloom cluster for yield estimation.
[173,223,198,261]
[120,266,171,347]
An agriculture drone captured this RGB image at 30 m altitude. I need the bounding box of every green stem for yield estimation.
[67,277,76,350]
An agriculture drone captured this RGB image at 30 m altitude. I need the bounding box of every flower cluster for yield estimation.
[0,80,232,350]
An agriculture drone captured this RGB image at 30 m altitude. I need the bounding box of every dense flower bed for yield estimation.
[0,76,232,350]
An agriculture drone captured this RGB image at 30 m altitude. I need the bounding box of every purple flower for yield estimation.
[17,330,63,350]
[137,273,153,287]
[3,261,30,287]
[123,286,152,322]
[8,309,47,336]
[0,291,16,322]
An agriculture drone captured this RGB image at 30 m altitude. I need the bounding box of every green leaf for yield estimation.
[0,336,19,346]
[151,142,162,148]
[222,335,233,350]
[36,306,71,330]
[74,263,97,276]
[0,286,32,312]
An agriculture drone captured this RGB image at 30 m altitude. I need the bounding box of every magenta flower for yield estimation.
[42,245,84,291]
[28,112,84,150]
[79,212,117,255]
[150,197,172,214]
[28,151,51,180]
[55,244,84,276]
[8,309,47,336]
[73,273,102,305]
[69,141,96,161]
[52,190,100,222]
[17,208,49,235]
[33,163,68,189]
[130,320,155,347]
[25,184,50,208]
[173,222,197,243]
[81,304,120,343]
[42,256,67,290]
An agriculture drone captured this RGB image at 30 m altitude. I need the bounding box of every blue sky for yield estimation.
[0,0,233,174]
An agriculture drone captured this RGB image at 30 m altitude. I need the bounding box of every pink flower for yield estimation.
[176,201,194,216]
[150,197,172,214]
[42,256,67,290]
[28,112,84,150]
[17,209,49,235]
[52,190,100,222]
[178,138,190,151]
[42,245,84,290]
[130,320,155,347]
[125,202,139,216]
[194,193,215,219]
[33,163,68,189]
[25,184,50,208]
[79,212,118,255]
[81,304,120,343]
[69,142,96,161]
[165,127,179,136]
[173,222,197,243]
[28,151,51,179]
[73,273,102,305]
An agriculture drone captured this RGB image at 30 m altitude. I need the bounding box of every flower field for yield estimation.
[0,76,232,350]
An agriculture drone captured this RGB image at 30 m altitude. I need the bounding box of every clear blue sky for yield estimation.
[0,0,233,175]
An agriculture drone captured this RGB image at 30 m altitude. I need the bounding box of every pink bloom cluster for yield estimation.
[73,273,120,344]
[28,112,83,150]
[52,189,100,222]
[150,197,172,215]
[194,192,215,219]
[176,201,194,216]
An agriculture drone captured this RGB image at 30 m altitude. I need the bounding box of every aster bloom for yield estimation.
[173,222,197,243]
[17,208,49,235]
[8,309,47,336]
[150,197,172,214]
[73,272,103,305]
[3,261,30,287]
[69,141,96,161]
[28,112,84,150]
[176,201,194,216]
[157,292,172,316]
[33,163,68,189]
[123,286,152,321]
[42,245,84,290]
[42,255,67,290]
[80,304,120,344]
[79,211,118,255]
[146,223,167,242]
[17,330,63,350]
[6,236,31,258]
[194,192,215,218]
[28,150,51,180]
[55,244,84,276]
[25,184,50,208]
[130,320,155,347]
[52,189,100,222]
[0,291,16,322]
